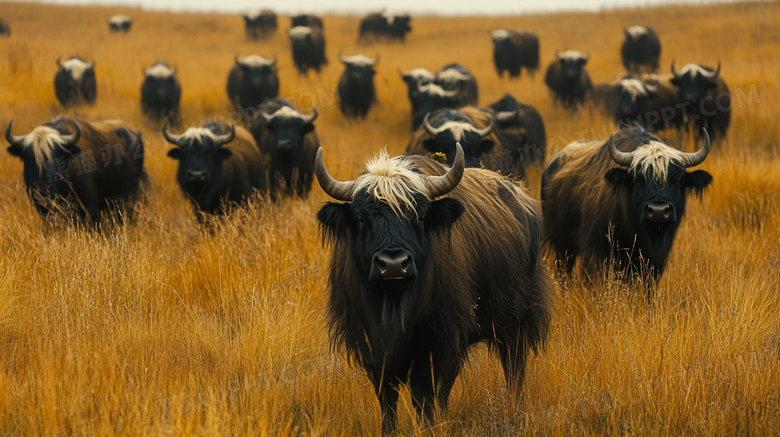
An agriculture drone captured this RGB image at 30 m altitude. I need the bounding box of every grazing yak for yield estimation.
[291,14,323,29]
[249,101,319,197]
[435,64,478,107]
[591,75,678,132]
[0,18,10,36]
[544,50,592,109]
[490,29,540,79]
[108,15,132,33]
[226,55,279,110]
[141,61,181,121]
[244,10,277,39]
[315,143,551,434]
[54,56,97,108]
[541,126,713,284]
[5,116,146,221]
[165,120,267,216]
[359,11,412,42]
[670,61,731,139]
[288,26,327,74]
[406,107,508,173]
[621,25,661,74]
[488,94,547,169]
[337,54,379,118]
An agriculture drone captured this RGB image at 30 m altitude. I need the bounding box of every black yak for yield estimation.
[108,15,132,33]
[54,56,97,108]
[670,61,731,139]
[244,10,277,39]
[488,94,546,170]
[544,50,592,109]
[226,55,279,110]
[141,61,181,121]
[621,25,661,74]
[359,12,411,42]
[288,26,327,74]
[490,29,539,79]
[315,143,551,434]
[337,53,378,118]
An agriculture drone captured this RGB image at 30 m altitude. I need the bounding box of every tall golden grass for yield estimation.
[0,1,779,435]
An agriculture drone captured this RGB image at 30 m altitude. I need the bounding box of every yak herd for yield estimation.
[3,10,734,435]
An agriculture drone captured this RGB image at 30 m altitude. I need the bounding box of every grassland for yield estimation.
[0,1,779,435]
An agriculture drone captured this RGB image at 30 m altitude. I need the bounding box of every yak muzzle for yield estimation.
[371,250,415,281]
[186,170,208,183]
[277,140,293,153]
[645,202,675,223]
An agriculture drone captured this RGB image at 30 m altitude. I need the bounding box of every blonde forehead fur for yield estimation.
[619,78,649,102]
[109,15,131,24]
[678,63,713,78]
[178,127,222,143]
[628,142,686,184]
[557,50,586,61]
[419,82,454,97]
[239,55,274,67]
[381,12,396,25]
[61,58,93,82]
[354,150,430,217]
[404,68,434,80]
[265,106,305,120]
[289,26,312,39]
[436,68,471,84]
[430,121,480,141]
[341,54,376,66]
[20,127,71,174]
[145,62,175,78]
[491,29,512,41]
[244,10,262,20]
[626,25,648,38]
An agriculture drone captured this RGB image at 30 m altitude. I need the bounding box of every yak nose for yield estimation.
[187,170,207,182]
[646,202,673,222]
[372,250,415,280]
[277,140,293,152]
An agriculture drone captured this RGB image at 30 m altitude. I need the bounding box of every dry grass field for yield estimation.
[0,1,779,435]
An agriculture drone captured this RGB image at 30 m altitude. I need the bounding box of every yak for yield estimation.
[359,11,412,42]
[141,61,181,121]
[541,126,713,285]
[0,18,11,36]
[165,120,267,216]
[435,64,478,107]
[409,81,462,130]
[399,68,436,124]
[226,55,279,110]
[315,143,551,434]
[288,26,327,74]
[488,94,546,170]
[490,29,539,79]
[244,10,277,39]
[5,116,145,221]
[337,53,379,118]
[108,15,132,33]
[544,50,592,109]
[249,100,319,197]
[591,75,678,132]
[54,56,97,108]
[670,61,731,139]
[621,25,661,74]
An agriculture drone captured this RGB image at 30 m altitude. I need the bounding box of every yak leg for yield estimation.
[497,332,529,398]
[373,380,399,435]
[408,356,459,428]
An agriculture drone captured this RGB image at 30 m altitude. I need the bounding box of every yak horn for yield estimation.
[314,147,356,201]
[212,122,235,146]
[60,120,81,146]
[705,60,721,79]
[422,112,443,135]
[300,107,318,124]
[5,119,26,146]
[472,111,494,137]
[607,134,634,167]
[680,129,711,167]
[162,118,185,145]
[56,56,63,69]
[496,109,518,122]
[671,59,681,78]
[423,142,465,198]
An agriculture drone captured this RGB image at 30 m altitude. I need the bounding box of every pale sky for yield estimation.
[24,0,739,15]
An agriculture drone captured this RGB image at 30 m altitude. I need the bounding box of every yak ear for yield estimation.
[683,170,712,198]
[605,168,632,190]
[7,145,24,158]
[422,139,438,152]
[167,148,181,160]
[217,148,233,160]
[302,123,315,134]
[479,139,495,153]
[317,202,352,243]
[670,78,681,87]
[427,197,464,233]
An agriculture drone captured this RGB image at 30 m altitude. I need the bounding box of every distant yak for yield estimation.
[544,50,592,109]
[108,15,132,33]
[54,56,97,108]
[226,55,279,110]
[141,61,181,121]
[621,25,661,74]
[490,29,539,79]
[359,11,411,42]
[244,10,277,39]
[338,54,379,118]
[288,26,327,74]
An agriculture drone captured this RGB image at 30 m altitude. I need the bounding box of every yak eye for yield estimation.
[672,176,682,185]
[357,215,367,226]
[417,215,425,224]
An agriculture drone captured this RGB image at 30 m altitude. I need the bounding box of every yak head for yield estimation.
[288,26,313,47]
[615,76,658,121]
[339,53,378,82]
[490,29,513,46]
[421,109,495,166]
[235,55,277,89]
[412,81,460,127]
[556,50,589,79]
[143,61,178,100]
[671,60,721,107]
[624,25,650,42]
[399,68,434,102]
[317,144,465,327]
[165,120,235,193]
[604,128,713,255]
[6,118,83,214]
[260,105,317,156]
[488,94,528,127]
[57,56,94,88]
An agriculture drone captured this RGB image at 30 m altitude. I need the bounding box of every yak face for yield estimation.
[289,26,313,48]
[5,120,82,213]
[400,68,434,101]
[421,111,495,166]
[143,62,177,100]
[166,124,234,193]
[237,55,276,88]
[616,77,656,120]
[317,151,464,326]
[604,140,712,248]
[671,63,720,107]
[556,51,588,79]
[624,25,649,42]
[58,57,94,88]
[260,106,317,156]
